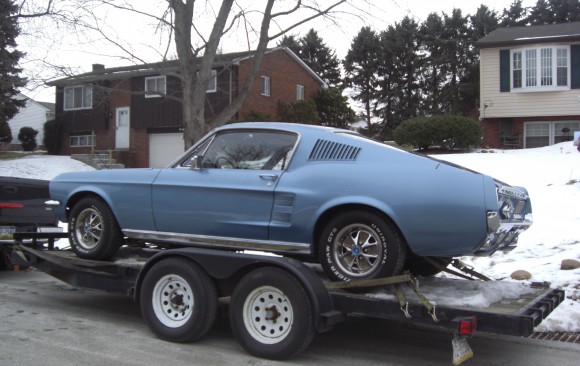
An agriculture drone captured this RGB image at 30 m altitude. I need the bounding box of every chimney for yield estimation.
[92,64,105,72]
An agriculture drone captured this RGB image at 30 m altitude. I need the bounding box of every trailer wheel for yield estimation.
[69,196,122,260]
[230,267,315,360]
[319,211,406,281]
[140,258,217,343]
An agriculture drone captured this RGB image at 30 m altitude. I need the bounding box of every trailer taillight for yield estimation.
[0,203,24,209]
[457,316,477,336]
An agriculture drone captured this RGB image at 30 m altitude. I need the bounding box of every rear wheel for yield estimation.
[68,197,122,260]
[140,258,217,343]
[319,211,406,281]
[230,267,315,360]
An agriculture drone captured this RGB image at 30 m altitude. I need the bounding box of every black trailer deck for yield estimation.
[11,244,564,339]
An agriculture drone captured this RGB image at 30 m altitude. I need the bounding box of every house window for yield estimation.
[557,48,568,86]
[64,85,92,110]
[524,121,580,148]
[145,76,166,98]
[261,76,271,96]
[296,84,304,101]
[512,52,522,88]
[194,69,218,93]
[70,134,94,147]
[206,70,217,93]
[511,46,569,91]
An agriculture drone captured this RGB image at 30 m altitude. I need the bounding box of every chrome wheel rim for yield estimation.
[74,208,103,250]
[243,286,293,344]
[152,274,194,328]
[333,223,383,277]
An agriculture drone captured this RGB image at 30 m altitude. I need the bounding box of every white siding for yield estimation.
[7,95,51,145]
[480,42,580,119]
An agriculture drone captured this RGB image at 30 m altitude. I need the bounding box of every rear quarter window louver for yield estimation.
[308,139,361,161]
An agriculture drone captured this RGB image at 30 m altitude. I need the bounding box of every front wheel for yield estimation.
[140,258,217,343]
[319,211,406,281]
[68,196,122,260]
[230,267,316,360]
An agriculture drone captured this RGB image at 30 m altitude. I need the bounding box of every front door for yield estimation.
[151,130,298,240]
[115,107,130,149]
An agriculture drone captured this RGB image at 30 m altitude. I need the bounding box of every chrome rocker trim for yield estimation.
[123,229,311,254]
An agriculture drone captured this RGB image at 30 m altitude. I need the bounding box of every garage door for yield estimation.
[149,133,185,168]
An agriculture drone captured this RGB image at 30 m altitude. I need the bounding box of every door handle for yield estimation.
[259,174,279,181]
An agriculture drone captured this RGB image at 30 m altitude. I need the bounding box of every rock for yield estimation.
[560,259,580,270]
[510,270,532,280]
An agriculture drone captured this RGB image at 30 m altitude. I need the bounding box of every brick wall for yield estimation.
[238,49,322,120]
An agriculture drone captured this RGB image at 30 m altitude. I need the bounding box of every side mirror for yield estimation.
[189,155,202,170]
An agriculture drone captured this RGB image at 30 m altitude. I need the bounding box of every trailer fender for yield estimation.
[134,248,339,332]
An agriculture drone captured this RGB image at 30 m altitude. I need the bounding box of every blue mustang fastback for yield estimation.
[49,123,532,281]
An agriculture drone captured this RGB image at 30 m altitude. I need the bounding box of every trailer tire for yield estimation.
[69,197,122,260]
[140,257,217,343]
[230,267,315,360]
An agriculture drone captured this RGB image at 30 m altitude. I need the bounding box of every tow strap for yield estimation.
[425,257,492,282]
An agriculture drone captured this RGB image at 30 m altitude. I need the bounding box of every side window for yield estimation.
[200,131,297,170]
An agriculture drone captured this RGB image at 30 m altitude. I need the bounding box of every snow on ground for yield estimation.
[436,143,580,332]
[0,145,579,332]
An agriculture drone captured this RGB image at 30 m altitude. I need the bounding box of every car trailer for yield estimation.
[10,244,564,364]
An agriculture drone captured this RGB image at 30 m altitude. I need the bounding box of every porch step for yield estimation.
[71,154,125,169]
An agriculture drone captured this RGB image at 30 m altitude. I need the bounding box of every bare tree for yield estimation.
[152,0,349,147]
[20,0,350,148]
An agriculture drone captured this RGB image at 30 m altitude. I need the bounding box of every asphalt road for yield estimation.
[1,269,578,366]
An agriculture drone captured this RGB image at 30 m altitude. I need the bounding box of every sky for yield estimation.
[1,139,578,333]
[16,0,538,103]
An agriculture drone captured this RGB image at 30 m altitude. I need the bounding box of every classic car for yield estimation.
[1,177,62,269]
[49,122,533,281]
[1,177,61,240]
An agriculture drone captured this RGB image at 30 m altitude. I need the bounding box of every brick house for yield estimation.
[476,22,580,149]
[47,47,326,167]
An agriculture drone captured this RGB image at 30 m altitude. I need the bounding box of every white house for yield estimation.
[7,93,55,148]
[476,22,580,149]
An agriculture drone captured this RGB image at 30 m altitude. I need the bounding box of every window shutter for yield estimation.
[500,49,510,92]
[572,44,580,89]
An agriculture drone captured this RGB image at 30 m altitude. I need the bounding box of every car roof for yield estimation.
[215,122,351,135]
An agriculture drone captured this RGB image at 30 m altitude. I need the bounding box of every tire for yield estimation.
[405,256,453,277]
[140,257,217,343]
[68,196,122,260]
[319,211,406,281]
[230,267,315,360]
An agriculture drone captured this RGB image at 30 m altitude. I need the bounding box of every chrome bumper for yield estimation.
[476,210,532,255]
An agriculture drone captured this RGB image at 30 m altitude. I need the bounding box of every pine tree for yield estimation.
[344,27,381,133]
[277,35,301,57]
[376,17,422,138]
[0,0,27,133]
[279,29,342,89]
[500,0,529,27]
